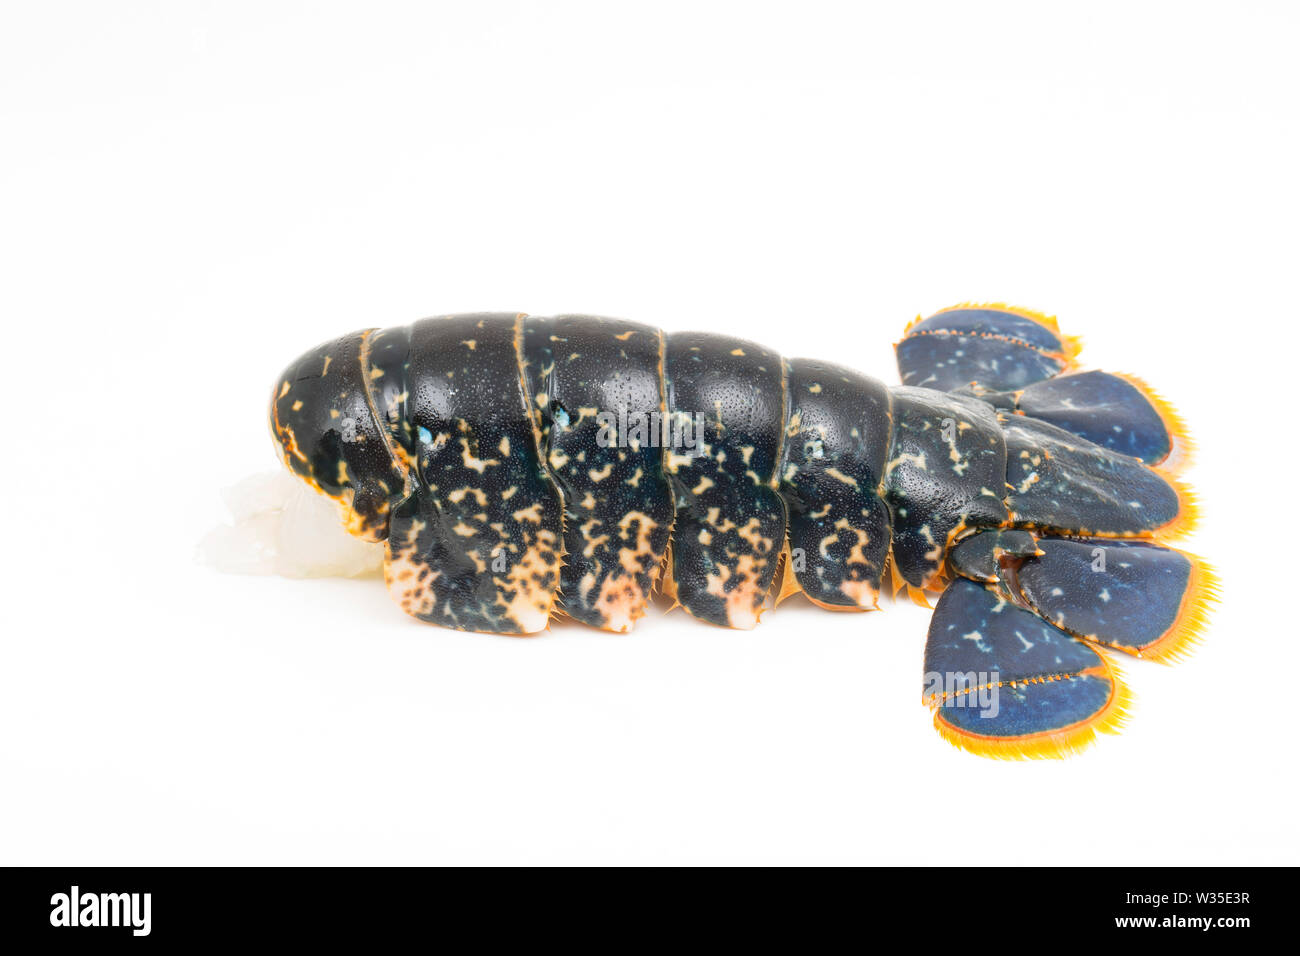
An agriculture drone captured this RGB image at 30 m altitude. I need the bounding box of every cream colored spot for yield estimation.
[460,437,501,473]
[824,467,859,488]
[512,502,544,524]
[448,487,488,506]
[703,553,763,630]
[840,579,878,608]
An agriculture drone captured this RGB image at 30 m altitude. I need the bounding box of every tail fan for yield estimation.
[913,298,1212,758]
[895,304,1078,392]
[923,578,1131,759]
[1001,413,1189,538]
[928,528,1218,757]
[896,304,1190,472]
[1013,370,1187,468]
[1016,537,1218,663]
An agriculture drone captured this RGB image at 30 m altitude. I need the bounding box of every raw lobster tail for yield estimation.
[269,302,1214,758]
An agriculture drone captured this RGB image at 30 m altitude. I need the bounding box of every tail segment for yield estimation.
[384,314,567,635]
[901,304,1214,758]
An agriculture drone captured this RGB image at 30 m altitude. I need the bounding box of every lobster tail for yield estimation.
[263,301,1212,759]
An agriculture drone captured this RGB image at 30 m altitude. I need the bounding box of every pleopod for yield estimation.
[268,305,1214,758]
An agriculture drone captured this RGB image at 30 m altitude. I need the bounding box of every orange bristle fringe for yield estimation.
[803,593,878,613]
[1134,555,1219,664]
[1112,371,1197,474]
[931,656,1133,760]
[886,550,907,599]
[766,541,883,612]
[931,302,1063,334]
[906,586,933,609]
[904,302,1063,336]
[1153,472,1201,541]
[902,303,1081,375]
[656,538,681,611]
[769,541,805,608]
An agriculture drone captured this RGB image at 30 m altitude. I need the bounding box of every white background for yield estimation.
[3,1,1296,865]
